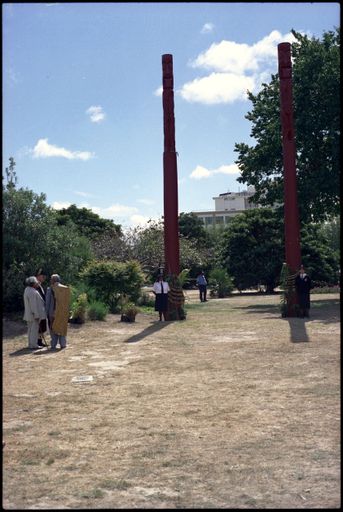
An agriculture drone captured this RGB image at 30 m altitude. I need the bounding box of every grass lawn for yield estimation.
[3,291,340,509]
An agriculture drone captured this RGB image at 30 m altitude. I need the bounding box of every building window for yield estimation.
[216,216,224,224]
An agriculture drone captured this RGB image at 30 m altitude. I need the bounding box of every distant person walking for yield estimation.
[196,270,208,302]
[46,274,71,349]
[152,274,170,321]
[23,276,47,349]
[295,264,312,318]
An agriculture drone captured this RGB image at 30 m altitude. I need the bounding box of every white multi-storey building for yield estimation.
[192,186,260,228]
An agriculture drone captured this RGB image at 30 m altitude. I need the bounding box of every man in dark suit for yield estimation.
[35,268,47,346]
[295,264,312,318]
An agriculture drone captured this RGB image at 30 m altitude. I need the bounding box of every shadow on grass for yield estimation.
[9,347,45,357]
[124,321,170,344]
[234,303,280,315]
[236,298,340,325]
[283,317,310,343]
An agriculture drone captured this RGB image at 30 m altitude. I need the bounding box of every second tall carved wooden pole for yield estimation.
[278,42,301,316]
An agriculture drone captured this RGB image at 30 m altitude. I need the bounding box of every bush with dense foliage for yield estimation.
[208,268,235,297]
[69,292,88,324]
[3,172,92,312]
[87,301,109,321]
[79,260,145,313]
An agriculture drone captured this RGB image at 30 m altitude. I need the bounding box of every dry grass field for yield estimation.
[2,290,341,509]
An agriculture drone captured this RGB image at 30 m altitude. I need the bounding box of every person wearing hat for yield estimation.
[23,276,47,349]
[35,268,47,347]
[46,274,71,349]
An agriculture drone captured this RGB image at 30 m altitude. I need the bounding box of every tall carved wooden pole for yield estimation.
[162,54,180,276]
[278,42,301,316]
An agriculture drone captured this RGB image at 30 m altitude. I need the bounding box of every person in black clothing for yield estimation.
[35,268,47,346]
[295,264,312,318]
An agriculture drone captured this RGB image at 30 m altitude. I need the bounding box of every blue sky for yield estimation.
[3,2,340,229]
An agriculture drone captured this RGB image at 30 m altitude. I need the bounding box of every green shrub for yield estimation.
[208,268,234,297]
[121,301,140,322]
[80,260,145,313]
[87,301,109,321]
[70,292,88,324]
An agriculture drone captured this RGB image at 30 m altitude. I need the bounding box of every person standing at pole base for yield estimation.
[295,264,312,318]
[152,274,170,321]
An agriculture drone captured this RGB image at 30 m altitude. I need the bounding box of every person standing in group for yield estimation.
[152,274,170,321]
[46,274,71,349]
[196,270,208,302]
[295,264,312,318]
[23,276,47,349]
[35,268,47,347]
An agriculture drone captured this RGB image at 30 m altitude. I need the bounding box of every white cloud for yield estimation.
[190,163,240,180]
[50,200,160,229]
[190,166,211,179]
[86,105,106,123]
[201,23,214,34]
[180,73,255,104]
[137,198,155,206]
[181,30,297,104]
[104,204,139,217]
[130,214,152,227]
[154,86,163,97]
[52,201,72,210]
[190,30,295,74]
[32,138,94,160]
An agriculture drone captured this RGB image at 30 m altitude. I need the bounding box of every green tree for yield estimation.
[125,219,207,282]
[219,208,339,292]
[220,209,284,292]
[3,186,92,312]
[299,223,339,286]
[4,157,18,190]
[235,28,340,223]
[318,217,340,260]
[178,212,210,247]
[56,204,122,240]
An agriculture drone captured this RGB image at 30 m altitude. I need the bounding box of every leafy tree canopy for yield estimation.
[235,27,340,223]
[3,186,92,312]
[219,208,339,292]
[124,219,208,281]
[219,209,284,292]
[178,212,210,247]
[56,204,122,240]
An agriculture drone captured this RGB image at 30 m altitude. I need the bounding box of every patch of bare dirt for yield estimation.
[3,291,340,509]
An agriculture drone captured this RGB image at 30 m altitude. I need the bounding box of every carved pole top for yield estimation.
[278,43,292,79]
[162,54,174,90]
